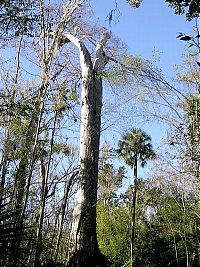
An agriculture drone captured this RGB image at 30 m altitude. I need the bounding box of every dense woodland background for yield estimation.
[0,0,199,266]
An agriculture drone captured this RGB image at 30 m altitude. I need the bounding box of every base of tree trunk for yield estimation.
[67,249,109,267]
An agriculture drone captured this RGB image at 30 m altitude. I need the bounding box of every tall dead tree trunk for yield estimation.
[62,33,110,267]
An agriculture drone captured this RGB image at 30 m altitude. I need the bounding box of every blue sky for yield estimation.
[90,0,197,181]
[90,0,195,142]
[91,0,194,75]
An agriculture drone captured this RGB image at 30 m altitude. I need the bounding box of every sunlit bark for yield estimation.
[64,32,110,267]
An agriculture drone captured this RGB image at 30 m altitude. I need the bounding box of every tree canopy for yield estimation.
[127,0,200,20]
[0,0,40,37]
[117,128,156,168]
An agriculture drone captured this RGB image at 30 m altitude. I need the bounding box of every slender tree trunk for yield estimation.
[54,171,77,262]
[181,192,190,267]
[64,33,110,267]
[168,222,179,267]
[33,112,57,267]
[0,132,11,208]
[13,110,38,220]
[21,0,82,225]
[10,115,37,266]
[13,157,28,211]
[33,158,47,267]
[131,156,137,267]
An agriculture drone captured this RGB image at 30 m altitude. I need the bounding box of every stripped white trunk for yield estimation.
[64,33,110,266]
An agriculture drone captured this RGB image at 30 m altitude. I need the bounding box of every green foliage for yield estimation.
[166,0,200,20]
[0,0,40,37]
[97,181,200,267]
[138,228,177,266]
[97,202,131,267]
[98,158,126,203]
[126,0,200,20]
[52,143,76,156]
[138,184,200,266]
[117,128,156,167]
[106,55,144,86]
[185,94,200,176]
[126,0,143,8]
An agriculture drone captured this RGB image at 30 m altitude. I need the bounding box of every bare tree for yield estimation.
[52,32,111,266]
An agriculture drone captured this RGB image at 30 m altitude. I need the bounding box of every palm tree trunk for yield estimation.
[131,156,137,267]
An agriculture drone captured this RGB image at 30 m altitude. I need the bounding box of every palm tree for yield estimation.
[117,128,156,267]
